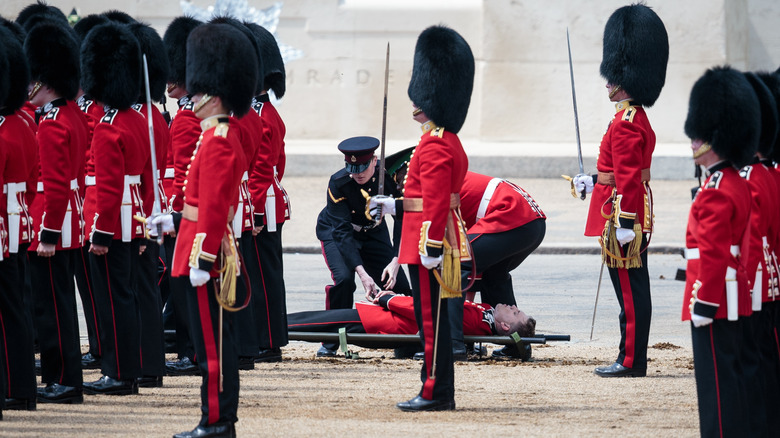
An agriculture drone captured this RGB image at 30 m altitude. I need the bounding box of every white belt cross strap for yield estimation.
[121,175,142,242]
[476,178,503,221]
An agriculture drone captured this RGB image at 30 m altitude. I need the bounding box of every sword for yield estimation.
[566,28,586,200]
[142,54,164,244]
[377,42,389,197]
[590,258,605,341]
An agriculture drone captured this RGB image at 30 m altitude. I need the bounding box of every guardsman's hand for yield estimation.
[381,257,401,289]
[690,313,713,328]
[356,265,378,296]
[189,267,210,287]
[89,243,109,256]
[420,254,442,270]
[147,213,175,237]
[615,228,636,246]
[252,225,264,236]
[573,174,594,196]
[369,195,396,217]
[37,242,56,257]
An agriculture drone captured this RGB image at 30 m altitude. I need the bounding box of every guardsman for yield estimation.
[129,19,172,389]
[81,21,152,396]
[209,16,265,370]
[389,25,474,412]
[450,171,546,360]
[244,21,292,363]
[739,72,779,435]
[72,12,110,372]
[162,15,203,377]
[150,22,257,438]
[0,21,38,412]
[682,66,758,438]
[315,137,411,357]
[572,4,668,377]
[23,17,88,404]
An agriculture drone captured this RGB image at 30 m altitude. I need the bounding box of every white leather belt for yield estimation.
[684,248,699,260]
[3,182,25,195]
[85,175,96,186]
[476,178,502,220]
[164,167,175,179]
[121,175,142,242]
[37,178,78,192]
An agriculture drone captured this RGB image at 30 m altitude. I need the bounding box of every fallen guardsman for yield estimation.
[287,291,537,359]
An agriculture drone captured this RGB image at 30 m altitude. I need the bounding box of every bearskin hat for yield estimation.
[81,21,141,109]
[186,23,257,118]
[756,71,780,163]
[163,16,202,87]
[743,72,778,159]
[15,1,68,32]
[408,25,474,134]
[209,17,264,96]
[0,25,30,115]
[684,66,759,168]
[127,22,170,103]
[0,16,27,44]
[244,21,285,98]
[0,38,9,111]
[24,21,80,100]
[102,10,135,24]
[73,14,109,43]
[600,4,668,107]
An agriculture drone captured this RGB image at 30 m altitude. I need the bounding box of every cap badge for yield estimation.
[351,155,357,163]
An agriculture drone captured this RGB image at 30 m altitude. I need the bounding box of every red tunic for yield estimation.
[29,99,88,251]
[89,108,152,245]
[740,162,780,304]
[171,116,246,277]
[169,102,201,212]
[682,164,752,321]
[585,101,655,236]
[233,111,262,233]
[248,99,289,228]
[0,113,39,252]
[357,295,493,335]
[79,98,105,236]
[459,171,545,235]
[398,124,468,263]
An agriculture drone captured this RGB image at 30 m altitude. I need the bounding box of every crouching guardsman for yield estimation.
[682,66,758,438]
[572,4,668,378]
[372,25,474,412]
[149,22,258,438]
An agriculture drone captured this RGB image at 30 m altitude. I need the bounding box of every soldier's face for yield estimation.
[351,156,377,185]
[412,104,429,124]
[494,304,529,332]
[691,139,716,166]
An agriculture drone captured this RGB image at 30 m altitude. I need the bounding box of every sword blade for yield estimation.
[377,42,389,196]
[143,54,163,243]
[567,29,585,176]
[590,258,605,341]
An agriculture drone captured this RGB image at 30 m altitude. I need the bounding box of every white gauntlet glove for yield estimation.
[615,228,636,246]
[573,173,594,195]
[369,195,396,216]
[147,213,175,237]
[189,267,210,287]
[691,313,714,328]
[420,254,442,270]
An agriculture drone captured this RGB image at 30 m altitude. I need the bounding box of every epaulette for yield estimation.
[131,103,143,112]
[431,126,445,138]
[706,171,723,189]
[101,108,119,124]
[621,105,638,123]
[79,99,94,114]
[183,101,195,111]
[739,165,753,180]
[214,123,229,138]
[252,100,263,116]
[43,107,60,121]
[0,116,4,127]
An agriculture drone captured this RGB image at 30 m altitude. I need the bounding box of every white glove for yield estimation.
[369,195,396,216]
[189,267,210,287]
[147,214,175,237]
[691,313,714,328]
[573,174,594,195]
[420,254,442,270]
[615,228,636,246]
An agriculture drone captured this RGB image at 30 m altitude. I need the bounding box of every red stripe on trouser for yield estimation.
[709,325,724,438]
[254,237,273,347]
[321,241,335,310]
[617,267,636,368]
[49,258,66,384]
[81,250,101,355]
[197,283,220,424]
[418,267,436,400]
[104,256,122,380]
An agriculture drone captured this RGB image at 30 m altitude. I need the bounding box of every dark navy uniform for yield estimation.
[317,150,410,311]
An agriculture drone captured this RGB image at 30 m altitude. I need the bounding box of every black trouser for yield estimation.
[321,231,411,311]
[169,276,195,360]
[0,251,36,400]
[184,277,238,427]
[135,242,164,377]
[251,223,288,350]
[233,230,259,357]
[74,243,101,359]
[89,240,141,381]
[607,234,651,370]
[740,313,767,436]
[450,219,546,348]
[760,302,780,432]
[287,308,365,334]
[30,249,82,388]
[692,319,747,438]
[409,264,453,402]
